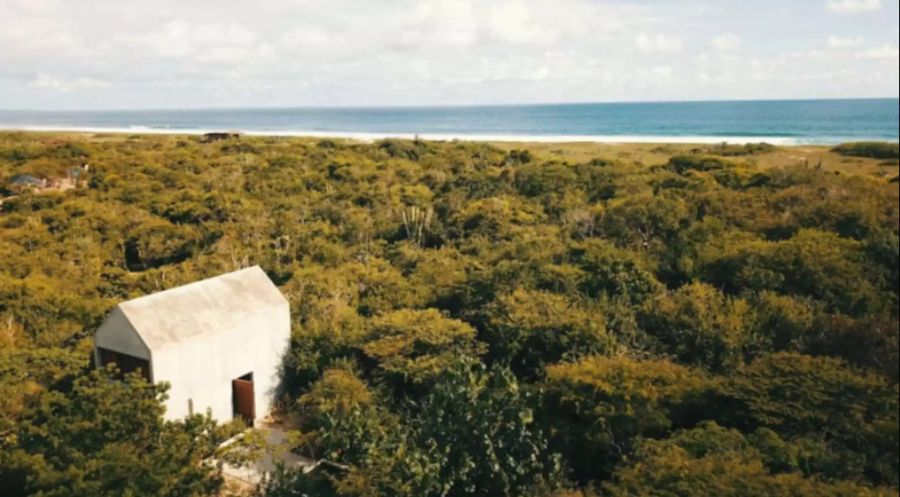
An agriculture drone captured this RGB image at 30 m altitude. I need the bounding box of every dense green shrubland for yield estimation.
[833,141,900,159]
[0,132,897,496]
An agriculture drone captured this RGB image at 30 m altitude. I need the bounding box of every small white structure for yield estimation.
[93,266,290,424]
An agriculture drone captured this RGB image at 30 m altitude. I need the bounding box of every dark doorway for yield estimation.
[97,347,151,382]
[232,372,255,427]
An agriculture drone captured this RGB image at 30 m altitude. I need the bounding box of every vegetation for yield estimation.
[692,142,776,157]
[833,141,900,160]
[1,366,248,496]
[0,132,897,496]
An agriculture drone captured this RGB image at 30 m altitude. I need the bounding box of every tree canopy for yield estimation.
[1,132,897,496]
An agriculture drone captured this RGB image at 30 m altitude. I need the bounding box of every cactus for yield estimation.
[401,205,433,247]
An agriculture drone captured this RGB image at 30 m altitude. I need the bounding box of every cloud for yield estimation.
[825,0,881,14]
[827,35,865,47]
[635,33,682,53]
[711,33,742,51]
[123,20,265,64]
[29,74,111,91]
[280,28,333,50]
[403,0,480,47]
[0,0,897,109]
[486,1,563,45]
[857,44,900,59]
[8,0,64,14]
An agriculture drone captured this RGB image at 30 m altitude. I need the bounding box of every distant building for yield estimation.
[68,164,88,179]
[9,174,48,190]
[6,167,87,194]
[202,131,242,143]
[93,266,290,425]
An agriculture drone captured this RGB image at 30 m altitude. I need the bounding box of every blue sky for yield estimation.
[0,0,897,110]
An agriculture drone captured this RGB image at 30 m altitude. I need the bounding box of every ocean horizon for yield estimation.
[1,98,897,145]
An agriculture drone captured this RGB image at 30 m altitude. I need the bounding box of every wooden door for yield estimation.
[232,378,255,426]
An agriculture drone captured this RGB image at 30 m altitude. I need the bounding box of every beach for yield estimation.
[1,99,897,146]
[0,125,808,146]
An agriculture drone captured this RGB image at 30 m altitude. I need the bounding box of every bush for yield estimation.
[832,142,900,159]
[702,142,776,156]
[667,155,732,174]
[543,355,710,481]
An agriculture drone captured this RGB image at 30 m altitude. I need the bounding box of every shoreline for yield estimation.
[0,125,883,146]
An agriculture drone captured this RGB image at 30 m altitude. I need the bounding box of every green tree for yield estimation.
[279,359,561,497]
[361,308,484,385]
[484,289,611,376]
[699,229,882,315]
[721,353,899,486]
[414,360,562,497]
[568,239,662,304]
[639,282,757,371]
[603,427,895,497]
[543,355,710,482]
[1,367,241,497]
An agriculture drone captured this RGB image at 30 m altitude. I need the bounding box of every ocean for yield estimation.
[0,98,897,145]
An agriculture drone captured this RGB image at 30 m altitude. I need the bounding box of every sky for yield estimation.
[0,0,898,110]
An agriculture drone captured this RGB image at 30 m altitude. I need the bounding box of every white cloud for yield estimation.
[404,0,479,47]
[8,0,64,14]
[825,0,881,14]
[827,35,865,47]
[711,33,742,51]
[29,74,111,91]
[486,1,562,45]
[635,33,682,53]
[122,20,264,64]
[857,44,900,58]
[0,0,897,109]
[280,28,333,49]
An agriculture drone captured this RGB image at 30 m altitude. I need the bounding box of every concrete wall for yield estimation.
[150,303,291,422]
[94,307,152,373]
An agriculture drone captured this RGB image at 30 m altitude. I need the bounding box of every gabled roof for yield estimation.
[117,265,288,351]
[11,174,44,185]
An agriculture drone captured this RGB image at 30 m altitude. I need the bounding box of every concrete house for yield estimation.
[93,266,290,425]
